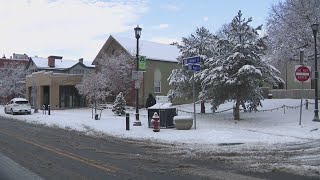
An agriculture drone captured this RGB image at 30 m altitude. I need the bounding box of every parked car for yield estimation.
[4,98,31,115]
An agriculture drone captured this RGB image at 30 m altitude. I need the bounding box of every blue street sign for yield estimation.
[183,56,201,65]
[188,63,201,72]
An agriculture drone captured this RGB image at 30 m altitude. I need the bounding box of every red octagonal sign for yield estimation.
[295,66,311,82]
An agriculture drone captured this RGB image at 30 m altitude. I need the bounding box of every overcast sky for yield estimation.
[0,0,280,61]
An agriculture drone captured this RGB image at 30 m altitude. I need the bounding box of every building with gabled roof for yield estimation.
[26,56,94,74]
[25,56,95,110]
[92,35,180,64]
[93,35,180,106]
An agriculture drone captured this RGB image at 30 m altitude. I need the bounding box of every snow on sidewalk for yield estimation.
[0,99,319,146]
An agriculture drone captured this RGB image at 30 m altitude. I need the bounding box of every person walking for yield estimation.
[146,93,156,108]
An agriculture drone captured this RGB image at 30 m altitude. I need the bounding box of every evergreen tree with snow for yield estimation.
[199,11,283,120]
[112,92,126,116]
[167,27,218,113]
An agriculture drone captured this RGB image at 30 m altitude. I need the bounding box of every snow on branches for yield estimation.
[266,0,320,64]
[76,50,134,104]
[112,92,126,116]
[167,27,218,100]
[200,11,283,120]
[75,71,110,104]
[168,11,283,120]
[0,65,26,99]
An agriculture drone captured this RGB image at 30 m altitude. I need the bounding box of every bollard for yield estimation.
[42,105,46,115]
[306,99,309,109]
[48,105,51,115]
[95,114,99,120]
[126,113,130,130]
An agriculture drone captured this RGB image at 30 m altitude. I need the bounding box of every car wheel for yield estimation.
[10,109,14,115]
[28,112,31,115]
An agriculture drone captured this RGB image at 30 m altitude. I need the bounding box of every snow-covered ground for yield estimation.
[0,99,319,145]
[1,99,320,176]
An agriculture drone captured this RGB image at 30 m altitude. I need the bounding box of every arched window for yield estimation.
[154,69,161,93]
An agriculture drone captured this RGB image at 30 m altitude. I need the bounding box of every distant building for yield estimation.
[270,55,318,99]
[13,53,29,60]
[25,56,95,109]
[0,53,29,69]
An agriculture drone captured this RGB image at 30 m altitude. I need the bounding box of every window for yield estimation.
[15,101,29,104]
[154,69,161,93]
[72,69,84,74]
[154,81,161,93]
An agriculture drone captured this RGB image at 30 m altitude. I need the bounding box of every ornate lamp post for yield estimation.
[311,23,320,122]
[133,25,142,126]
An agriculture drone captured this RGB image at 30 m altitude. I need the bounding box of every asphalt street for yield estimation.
[0,152,42,180]
[0,115,318,180]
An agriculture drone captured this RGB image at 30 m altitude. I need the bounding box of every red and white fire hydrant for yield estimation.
[151,112,160,132]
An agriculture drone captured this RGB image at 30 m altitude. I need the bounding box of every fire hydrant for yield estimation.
[151,112,160,132]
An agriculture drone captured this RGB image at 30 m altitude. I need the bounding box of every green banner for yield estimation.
[139,56,146,71]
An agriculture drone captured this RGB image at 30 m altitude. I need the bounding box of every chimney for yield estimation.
[79,58,83,63]
[48,56,55,67]
[48,55,62,68]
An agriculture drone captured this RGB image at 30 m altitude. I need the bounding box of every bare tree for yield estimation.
[76,72,110,104]
[0,65,26,101]
[98,52,135,96]
[266,0,320,64]
[76,51,135,104]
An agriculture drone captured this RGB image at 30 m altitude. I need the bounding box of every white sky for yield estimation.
[0,0,147,60]
[0,0,278,61]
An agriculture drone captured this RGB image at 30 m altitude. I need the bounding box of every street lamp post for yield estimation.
[133,25,142,126]
[311,23,320,122]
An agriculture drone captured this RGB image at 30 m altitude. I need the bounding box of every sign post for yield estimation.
[183,56,201,129]
[132,70,144,89]
[295,65,311,125]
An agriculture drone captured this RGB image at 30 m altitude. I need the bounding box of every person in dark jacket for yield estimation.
[146,93,156,108]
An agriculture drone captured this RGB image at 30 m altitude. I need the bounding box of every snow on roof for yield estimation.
[148,103,174,109]
[0,58,28,61]
[112,35,180,63]
[11,98,28,102]
[82,61,95,67]
[31,57,94,69]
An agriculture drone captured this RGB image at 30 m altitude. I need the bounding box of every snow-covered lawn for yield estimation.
[2,98,320,176]
[0,99,319,145]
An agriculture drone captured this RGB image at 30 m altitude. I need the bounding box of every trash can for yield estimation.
[148,103,176,128]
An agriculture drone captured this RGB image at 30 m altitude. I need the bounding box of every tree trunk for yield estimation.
[201,101,205,113]
[234,98,240,120]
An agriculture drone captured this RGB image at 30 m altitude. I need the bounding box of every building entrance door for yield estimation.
[43,86,50,109]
